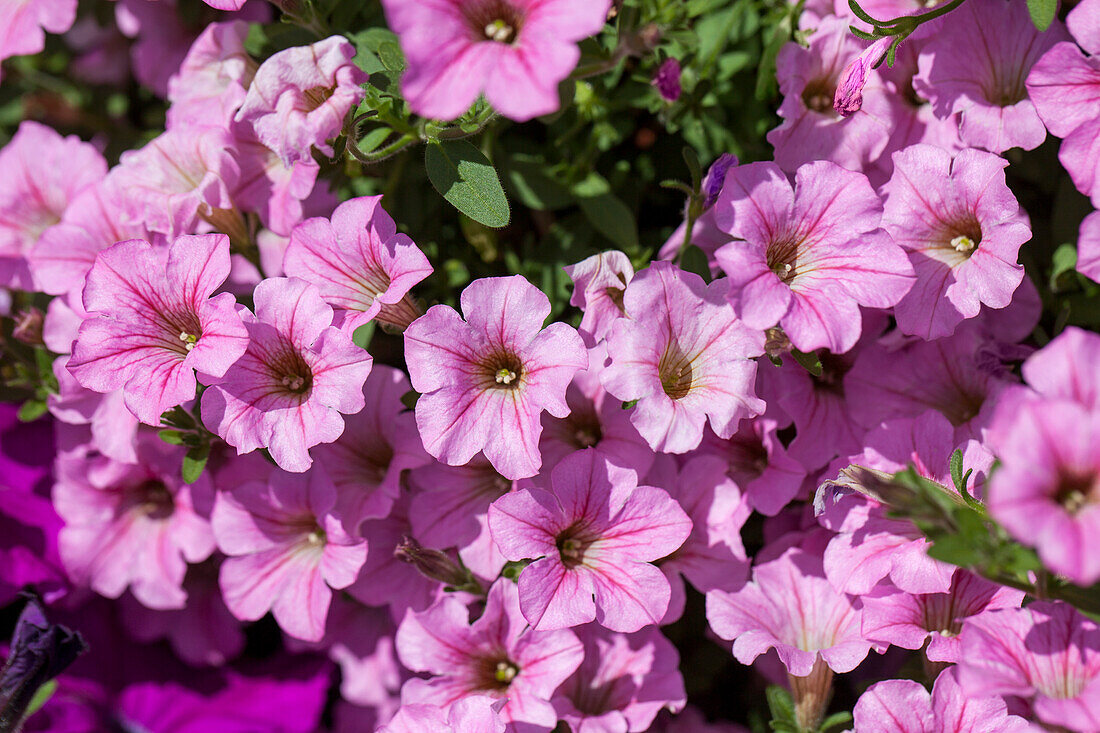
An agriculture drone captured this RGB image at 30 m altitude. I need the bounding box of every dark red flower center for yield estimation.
[462,0,526,44]
[802,76,838,116]
[556,522,596,569]
[472,651,521,692]
[1053,470,1100,515]
[480,348,525,391]
[659,338,695,400]
[126,480,175,520]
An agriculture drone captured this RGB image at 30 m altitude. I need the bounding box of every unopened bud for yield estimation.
[652,58,682,102]
[395,536,474,589]
[764,327,792,359]
[12,308,44,346]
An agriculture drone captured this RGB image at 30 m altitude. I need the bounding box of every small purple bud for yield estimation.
[833,36,892,117]
[652,58,682,102]
[702,152,739,209]
[395,536,474,589]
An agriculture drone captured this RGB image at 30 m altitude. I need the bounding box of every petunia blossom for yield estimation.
[235,36,366,166]
[381,0,612,121]
[201,276,373,473]
[166,20,255,129]
[488,449,692,632]
[68,235,249,426]
[563,250,634,346]
[0,121,107,290]
[957,601,1100,731]
[381,697,504,733]
[601,262,765,454]
[284,195,432,332]
[395,578,583,732]
[713,160,914,354]
[833,36,891,117]
[0,1,77,77]
[403,275,587,480]
[212,468,368,642]
[882,144,1031,339]
[853,668,1029,733]
[699,418,807,516]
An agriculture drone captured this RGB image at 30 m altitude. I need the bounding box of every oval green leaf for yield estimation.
[425,140,511,228]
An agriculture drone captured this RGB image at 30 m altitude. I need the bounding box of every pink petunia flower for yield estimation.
[854,668,1029,733]
[601,262,765,454]
[768,17,898,173]
[882,144,1031,339]
[705,535,873,677]
[552,624,687,732]
[1078,210,1100,284]
[381,697,504,733]
[53,435,216,610]
[201,276,373,473]
[713,160,914,354]
[403,275,587,480]
[408,454,517,554]
[833,36,892,117]
[229,121,320,238]
[68,234,249,426]
[0,0,77,77]
[488,449,692,632]
[699,418,807,516]
[234,36,366,166]
[563,250,634,346]
[212,468,368,642]
[913,0,1068,154]
[395,578,583,731]
[166,20,255,129]
[860,569,1024,663]
[0,121,107,290]
[957,601,1100,731]
[284,195,432,332]
[381,0,612,121]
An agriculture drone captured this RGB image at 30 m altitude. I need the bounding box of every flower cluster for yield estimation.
[2,0,1100,731]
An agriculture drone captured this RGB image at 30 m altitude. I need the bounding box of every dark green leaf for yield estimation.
[17,399,48,422]
[790,349,823,377]
[182,444,210,485]
[1026,0,1057,30]
[159,430,187,446]
[425,140,511,228]
[680,244,712,283]
[352,322,376,350]
[950,449,965,492]
[401,389,420,411]
[1051,243,1078,292]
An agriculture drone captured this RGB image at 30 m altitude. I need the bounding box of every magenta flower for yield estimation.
[166,20,255,129]
[235,36,366,166]
[563,250,634,345]
[381,0,611,121]
[201,277,373,473]
[601,262,765,454]
[403,275,587,480]
[53,436,216,610]
[311,365,430,524]
[1019,325,1100,410]
[488,449,692,632]
[987,397,1100,585]
[552,624,686,732]
[883,145,1031,339]
[381,697,504,733]
[653,58,682,102]
[212,468,368,642]
[395,579,583,731]
[705,538,872,677]
[284,195,432,332]
[957,601,1100,731]
[914,0,1068,154]
[768,17,897,173]
[68,235,248,426]
[713,160,914,353]
[861,570,1024,663]
[833,36,891,117]
[0,121,107,290]
[408,454,516,554]
[0,1,76,76]
[854,668,1029,733]
[700,417,807,516]
[111,126,240,238]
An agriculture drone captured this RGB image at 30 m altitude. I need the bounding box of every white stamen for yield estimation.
[281,375,305,391]
[485,20,513,42]
[951,235,976,253]
[495,369,517,385]
[179,331,197,352]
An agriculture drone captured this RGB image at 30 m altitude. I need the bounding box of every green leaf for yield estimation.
[17,399,48,422]
[159,430,187,446]
[756,3,800,100]
[500,559,531,581]
[401,389,420,411]
[352,322,376,350]
[622,399,639,410]
[820,711,853,733]
[377,40,406,72]
[576,193,639,251]
[765,686,796,725]
[680,245,712,283]
[1051,243,1079,292]
[425,140,511,228]
[790,349,823,377]
[182,444,210,485]
[1026,0,1057,30]
[24,679,58,719]
[950,448,965,492]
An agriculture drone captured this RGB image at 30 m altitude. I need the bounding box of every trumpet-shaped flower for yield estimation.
[957,601,1100,731]
[166,20,255,129]
[487,449,692,632]
[0,1,77,76]
[235,36,366,166]
[403,275,586,480]
[381,697,504,733]
[212,468,368,642]
[602,262,765,454]
[564,250,635,345]
[68,235,249,426]
[201,277,373,473]
[882,145,1031,339]
[395,579,583,731]
[381,0,612,121]
[0,121,106,290]
[714,160,913,354]
[284,195,432,332]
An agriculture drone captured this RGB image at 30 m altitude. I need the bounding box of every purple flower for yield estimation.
[381,0,612,121]
[653,58,682,102]
[713,160,914,353]
[395,579,583,731]
[957,601,1100,731]
[68,234,248,426]
[883,145,1031,339]
[403,275,587,480]
[212,468,368,642]
[488,449,692,632]
[601,262,765,454]
[201,277,373,473]
[284,195,432,332]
